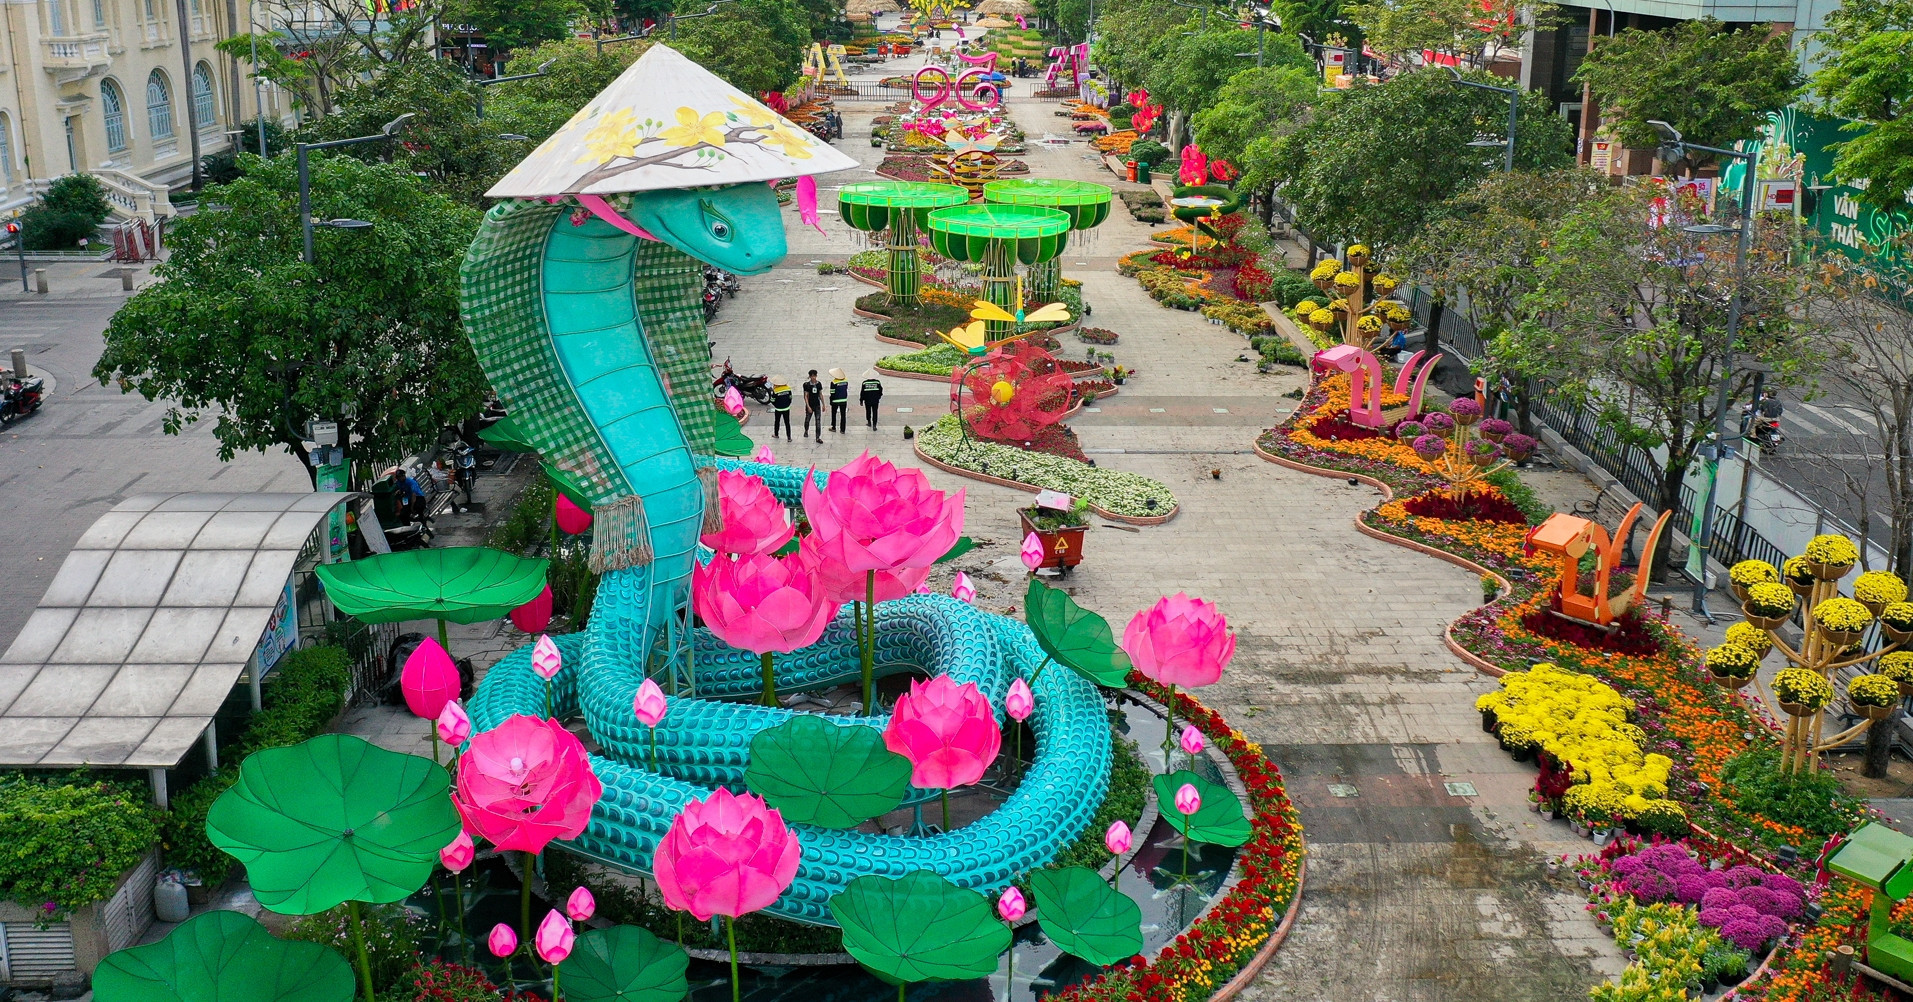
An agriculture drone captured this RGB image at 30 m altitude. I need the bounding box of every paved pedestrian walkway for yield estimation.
[712,72,1628,1001]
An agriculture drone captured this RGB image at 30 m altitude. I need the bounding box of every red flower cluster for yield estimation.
[1401,489,1529,525]
[1048,678,1305,1002]
[1232,261,1274,302]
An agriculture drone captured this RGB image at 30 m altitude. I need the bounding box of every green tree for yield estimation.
[1809,0,1913,213]
[1268,68,1572,251]
[1347,0,1542,65]
[1190,60,1316,167]
[94,156,487,479]
[672,0,811,93]
[487,38,652,145]
[1091,0,1180,93]
[1496,184,1820,578]
[450,0,583,53]
[299,57,516,207]
[1573,18,1801,169]
[1271,0,1356,46]
[1393,167,1606,432]
[1145,28,1298,147]
[19,174,112,250]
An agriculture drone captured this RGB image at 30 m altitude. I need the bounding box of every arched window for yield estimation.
[192,62,216,130]
[146,70,173,140]
[0,114,13,184]
[102,79,128,152]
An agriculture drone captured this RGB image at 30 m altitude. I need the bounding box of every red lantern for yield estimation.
[556,493,593,534]
[511,584,554,634]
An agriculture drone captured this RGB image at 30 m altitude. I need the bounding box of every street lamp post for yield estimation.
[1445,66,1518,172]
[1649,118,1758,621]
[297,113,412,265]
[473,59,554,120]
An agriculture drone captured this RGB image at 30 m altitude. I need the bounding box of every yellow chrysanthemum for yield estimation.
[1850,674,1900,707]
[1743,582,1796,617]
[1729,559,1779,588]
[1855,570,1909,606]
[1816,596,1874,633]
[1804,533,1861,566]
[1724,621,1773,657]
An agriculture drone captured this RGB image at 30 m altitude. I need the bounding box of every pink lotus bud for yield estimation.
[1179,724,1205,757]
[1105,820,1132,856]
[723,386,746,417]
[511,584,554,634]
[567,886,596,922]
[488,923,517,958]
[531,634,563,681]
[633,678,668,728]
[997,886,1027,923]
[915,581,933,594]
[439,831,474,873]
[401,638,459,721]
[1175,783,1201,817]
[536,909,575,964]
[436,700,472,746]
[952,571,977,603]
[1005,677,1034,722]
[754,445,776,464]
[1021,532,1044,572]
[556,494,593,535]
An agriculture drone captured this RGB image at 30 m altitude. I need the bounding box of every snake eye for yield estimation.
[710,220,731,241]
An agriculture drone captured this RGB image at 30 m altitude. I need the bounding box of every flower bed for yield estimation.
[1256,370,1875,999]
[1048,677,1305,1002]
[916,414,1178,520]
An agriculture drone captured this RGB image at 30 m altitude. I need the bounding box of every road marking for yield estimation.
[894,407,913,413]
[1796,402,1870,436]
[1149,407,1166,413]
[1213,408,1229,413]
[1084,407,1100,412]
[1445,782,1478,797]
[1327,783,1359,798]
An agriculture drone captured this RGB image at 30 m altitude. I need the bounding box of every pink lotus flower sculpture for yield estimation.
[693,550,838,706]
[952,571,977,603]
[655,787,801,997]
[402,638,459,721]
[633,678,667,769]
[803,453,964,709]
[453,714,603,855]
[1122,593,1235,690]
[536,909,575,964]
[753,445,776,465]
[556,494,593,535]
[701,470,796,556]
[998,886,1027,922]
[801,534,931,605]
[436,700,471,746]
[567,886,595,922]
[1105,820,1131,856]
[884,676,1001,830]
[511,585,553,634]
[488,923,517,958]
[440,831,475,872]
[531,635,563,681]
[1005,678,1034,722]
[1179,724,1205,757]
[1020,532,1044,572]
[723,386,747,417]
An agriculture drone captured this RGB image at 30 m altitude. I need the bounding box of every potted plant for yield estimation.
[1815,596,1874,648]
[1781,555,1816,595]
[1704,642,1759,690]
[1849,674,1900,720]
[1728,559,1780,602]
[1853,569,1909,615]
[1019,497,1091,576]
[1111,365,1130,385]
[1883,651,1913,696]
[1773,666,1834,717]
[1741,582,1796,631]
[1803,533,1860,580]
[1882,602,1913,645]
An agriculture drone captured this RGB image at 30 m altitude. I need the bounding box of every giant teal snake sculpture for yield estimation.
[457,46,1110,926]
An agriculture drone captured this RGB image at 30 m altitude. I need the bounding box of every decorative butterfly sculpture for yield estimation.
[970,276,1072,328]
[933,320,1016,356]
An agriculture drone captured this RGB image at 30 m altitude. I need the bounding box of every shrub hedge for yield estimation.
[0,773,160,918]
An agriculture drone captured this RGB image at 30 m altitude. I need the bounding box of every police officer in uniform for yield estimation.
[859,370,884,430]
[828,367,850,433]
[770,376,794,441]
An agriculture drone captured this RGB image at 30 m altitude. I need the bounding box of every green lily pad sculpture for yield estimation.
[206,733,462,915]
[713,409,755,458]
[476,415,539,454]
[1025,578,1134,686]
[1152,770,1253,847]
[830,871,1011,986]
[314,547,549,625]
[94,910,355,1002]
[936,536,976,564]
[558,926,690,1002]
[1027,866,1144,966]
[745,716,912,829]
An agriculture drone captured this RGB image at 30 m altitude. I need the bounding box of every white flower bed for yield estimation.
[915,416,1177,518]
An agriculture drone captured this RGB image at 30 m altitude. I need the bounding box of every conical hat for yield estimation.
[488,44,859,198]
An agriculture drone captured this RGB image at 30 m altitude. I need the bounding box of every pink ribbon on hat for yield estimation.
[576,193,661,242]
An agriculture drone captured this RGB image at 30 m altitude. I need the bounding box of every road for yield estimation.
[0,291,307,646]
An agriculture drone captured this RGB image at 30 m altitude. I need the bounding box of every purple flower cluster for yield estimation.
[1501,433,1538,461]
[1423,412,1456,434]
[1411,434,1448,461]
[1449,398,1483,421]
[1478,418,1514,441]
[1608,843,1802,952]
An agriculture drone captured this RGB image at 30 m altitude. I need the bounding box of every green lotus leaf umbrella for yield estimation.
[557,926,690,1002]
[745,716,912,829]
[713,408,755,458]
[936,536,976,564]
[542,462,598,508]
[94,910,355,1002]
[830,871,1011,990]
[1027,866,1143,966]
[476,415,539,454]
[1152,770,1252,847]
[1025,578,1133,687]
[206,733,462,915]
[314,547,549,625]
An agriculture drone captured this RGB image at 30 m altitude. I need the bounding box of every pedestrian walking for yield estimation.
[802,369,824,442]
[770,375,794,441]
[829,367,850,433]
[860,370,884,430]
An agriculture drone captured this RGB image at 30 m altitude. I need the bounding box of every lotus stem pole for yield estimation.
[500,949,517,992]
[1005,937,1014,1001]
[1164,683,1177,764]
[430,731,440,767]
[648,724,657,770]
[900,983,907,1002]
[521,851,535,944]
[761,651,778,707]
[553,966,562,1000]
[544,679,553,720]
[942,789,951,831]
[727,915,741,1002]
[454,871,469,965]
[348,900,377,1002]
[864,571,877,710]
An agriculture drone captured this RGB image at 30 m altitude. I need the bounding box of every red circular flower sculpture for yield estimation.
[950,341,1076,444]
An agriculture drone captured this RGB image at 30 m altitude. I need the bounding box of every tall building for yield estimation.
[0,0,290,220]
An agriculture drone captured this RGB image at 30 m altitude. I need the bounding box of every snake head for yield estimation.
[625,183,787,276]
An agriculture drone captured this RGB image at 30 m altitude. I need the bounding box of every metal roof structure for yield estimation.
[0,492,350,769]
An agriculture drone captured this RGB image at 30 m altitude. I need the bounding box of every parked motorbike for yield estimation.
[0,375,45,426]
[713,358,771,404]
